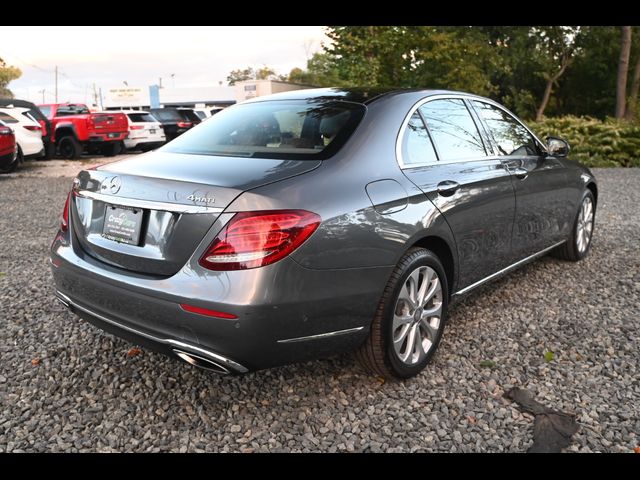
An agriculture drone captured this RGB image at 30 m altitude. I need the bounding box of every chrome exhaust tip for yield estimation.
[173,349,231,374]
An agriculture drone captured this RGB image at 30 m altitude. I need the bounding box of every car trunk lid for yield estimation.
[70,150,321,276]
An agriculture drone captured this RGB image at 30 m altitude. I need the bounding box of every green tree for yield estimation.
[226,65,282,86]
[0,57,22,98]
[287,52,343,86]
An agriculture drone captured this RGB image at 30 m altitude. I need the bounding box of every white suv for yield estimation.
[122,110,166,152]
[0,107,45,161]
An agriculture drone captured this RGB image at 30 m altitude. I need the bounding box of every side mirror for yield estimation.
[546,136,570,157]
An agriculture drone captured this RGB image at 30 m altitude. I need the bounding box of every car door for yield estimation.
[469,100,572,262]
[399,97,516,291]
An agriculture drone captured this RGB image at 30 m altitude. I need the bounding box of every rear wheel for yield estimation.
[0,150,19,173]
[102,141,122,157]
[552,190,595,262]
[16,145,24,164]
[58,136,81,160]
[356,248,449,380]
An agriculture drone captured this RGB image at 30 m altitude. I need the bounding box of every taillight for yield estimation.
[177,121,192,128]
[199,210,321,271]
[0,126,12,135]
[23,125,42,132]
[129,125,144,130]
[61,192,71,232]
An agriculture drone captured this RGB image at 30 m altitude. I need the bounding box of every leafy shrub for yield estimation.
[528,116,640,167]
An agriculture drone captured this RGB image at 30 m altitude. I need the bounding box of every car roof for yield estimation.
[119,110,151,114]
[242,87,475,105]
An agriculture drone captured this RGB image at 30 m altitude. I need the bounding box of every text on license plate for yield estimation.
[102,205,143,245]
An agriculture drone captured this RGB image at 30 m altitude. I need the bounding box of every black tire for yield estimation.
[356,247,449,380]
[58,136,81,160]
[552,190,595,262]
[102,141,122,157]
[0,150,19,174]
[16,145,24,164]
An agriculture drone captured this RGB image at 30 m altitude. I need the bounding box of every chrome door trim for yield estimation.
[277,326,364,344]
[396,93,548,170]
[75,190,224,214]
[453,240,566,296]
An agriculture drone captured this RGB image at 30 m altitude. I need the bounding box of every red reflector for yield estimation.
[61,192,71,232]
[180,304,238,319]
[177,121,192,128]
[199,210,321,271]
[129,125,144,130]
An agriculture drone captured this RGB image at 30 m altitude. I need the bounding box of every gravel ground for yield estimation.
[0,165,638,453]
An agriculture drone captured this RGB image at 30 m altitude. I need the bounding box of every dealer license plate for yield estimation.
[102,205,143,245]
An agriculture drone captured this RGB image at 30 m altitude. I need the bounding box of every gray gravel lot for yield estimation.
[0,166,638,452]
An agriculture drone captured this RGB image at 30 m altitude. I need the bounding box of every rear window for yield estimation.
[39,105,52,118]
[163,100,365,160]
[151,109,182,121]
[56,105,90,116]
[178,110,201,123]
[0,112,18,124]
[127,113,157,123]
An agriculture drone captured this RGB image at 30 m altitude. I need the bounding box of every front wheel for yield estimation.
[552,190,595,262]
[356,248,449,380]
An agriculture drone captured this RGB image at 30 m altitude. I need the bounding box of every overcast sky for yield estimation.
[0,26,329,104]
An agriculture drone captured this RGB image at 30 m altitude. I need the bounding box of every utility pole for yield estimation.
[159,77,163,89]
[54,66,58,103]
[38,89,46,103]
[92,83,98,107]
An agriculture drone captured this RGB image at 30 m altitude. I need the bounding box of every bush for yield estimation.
[528,116,640,168]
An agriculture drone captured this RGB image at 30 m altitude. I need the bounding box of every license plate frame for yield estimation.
[102,205,143,246]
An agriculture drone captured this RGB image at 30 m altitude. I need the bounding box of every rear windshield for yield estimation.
[56,105,90,116]
[150,109,182,121]
[178,109,201,123]
[163,100,365,160]
[127,113,156,123]
[39,105,52,118]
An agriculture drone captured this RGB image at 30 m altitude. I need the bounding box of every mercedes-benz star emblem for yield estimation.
[108,176,122,194]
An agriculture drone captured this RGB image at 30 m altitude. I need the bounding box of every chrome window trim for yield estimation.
[75,190,224,214]
[396,94,547,170]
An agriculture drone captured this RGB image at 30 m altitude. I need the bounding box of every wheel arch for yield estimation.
[410,235,456,297]
[586,181,598,207]
[54,124,79,142]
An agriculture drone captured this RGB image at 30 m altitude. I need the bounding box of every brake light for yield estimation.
[0,126,12,135]
[129,125,144,130]
[23,125,42,132]
[61,192,71,232]
[199,210,321,271]
[177,121,192,128]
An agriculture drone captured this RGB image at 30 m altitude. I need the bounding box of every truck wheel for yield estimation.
[58,136,81,160]
[103,142,122,157]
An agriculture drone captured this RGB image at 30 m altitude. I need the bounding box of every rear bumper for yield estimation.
[0,149,16,168]
[50,229,390,372]
[87,132,127,142]
[124,139,165,150]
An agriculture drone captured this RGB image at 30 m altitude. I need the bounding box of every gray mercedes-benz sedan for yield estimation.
[51,88,597,379]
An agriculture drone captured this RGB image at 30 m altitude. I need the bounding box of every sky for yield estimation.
[0,26,329,104]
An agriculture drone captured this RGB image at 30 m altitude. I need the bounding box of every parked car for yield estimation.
[148,108,193,141]
[51,88,597,379]
[177,108,202,126]
[38,103,128,159]
[0,107,45,162]
[0,119,18,173]
[0,99,54,159]
[122,110,166,152]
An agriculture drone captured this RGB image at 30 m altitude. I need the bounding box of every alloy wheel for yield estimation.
[576,196,594,254]
[392,266,443,365]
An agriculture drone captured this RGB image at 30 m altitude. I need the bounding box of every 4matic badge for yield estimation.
[187,194,215,204]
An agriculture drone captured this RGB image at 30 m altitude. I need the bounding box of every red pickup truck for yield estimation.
[38,103,128,159]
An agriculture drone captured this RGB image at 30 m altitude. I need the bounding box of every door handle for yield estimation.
[437,180,460,196]
[513,167,529,180]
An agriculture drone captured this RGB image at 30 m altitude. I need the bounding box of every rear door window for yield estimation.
[419,99,487,162]
[0,112,18,124]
